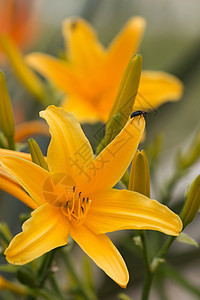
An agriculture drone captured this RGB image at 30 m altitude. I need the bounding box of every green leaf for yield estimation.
[176,232,199,247]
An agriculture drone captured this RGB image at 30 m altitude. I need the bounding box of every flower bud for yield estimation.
[180,175,200,228]
[129,149,150,197]
[28,138,48,171]
[96,54,142,154]
[0,71,15,149]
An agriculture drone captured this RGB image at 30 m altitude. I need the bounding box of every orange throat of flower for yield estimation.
[60,186,91,226]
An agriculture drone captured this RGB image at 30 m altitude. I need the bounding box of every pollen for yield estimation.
[61,186,91,226]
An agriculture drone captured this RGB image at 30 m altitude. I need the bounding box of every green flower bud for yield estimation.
[129,149,150,197]
[180,175,200,228]
[0,71,15,149]
[28,138,48,171]
[96,54,142,154]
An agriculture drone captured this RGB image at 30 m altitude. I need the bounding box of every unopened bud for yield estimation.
[180,175,200,228]
[129,149,150,197]
[28,138,48,170]
[0,71,15,149]
[96,54,142,154]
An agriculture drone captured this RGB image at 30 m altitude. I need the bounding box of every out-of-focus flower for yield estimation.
[0,0,41,62]
[26,17,183,123]
[0,275,26,295]
[0,106,182,287]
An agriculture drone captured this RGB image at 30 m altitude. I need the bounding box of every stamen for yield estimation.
[61,186,91,226]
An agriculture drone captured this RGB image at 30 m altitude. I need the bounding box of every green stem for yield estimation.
[156,236,175,260]
[141,235,176,300]
[141,270,153,300]
[61,247,97,300]
[37,249,57,287]
[39,288,65,300]
[49,274,66,300]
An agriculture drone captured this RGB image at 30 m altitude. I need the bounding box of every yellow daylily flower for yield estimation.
[0,0,41,63]
[26,17,183,123]
[0,106,182,287]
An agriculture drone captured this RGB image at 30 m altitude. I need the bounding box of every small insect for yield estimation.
[130,110,148,119]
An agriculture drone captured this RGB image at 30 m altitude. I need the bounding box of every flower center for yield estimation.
[60,186,91,227]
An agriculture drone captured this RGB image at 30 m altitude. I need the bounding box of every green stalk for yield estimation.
[61,247,97,300]
[141,235,175,300]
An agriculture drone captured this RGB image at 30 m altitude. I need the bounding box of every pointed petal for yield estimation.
[0,156,49,206]
[135,71,183,110]
[104,17,146,85]
[70,225,128,288]
[0,148,32,161]
[26,53,88,97]
[5,204,69,264]
[62,17,105,73]
[80,116,145,194]
[61,95,100,123]
[85,189,182,236]
[0,168,38,209]
[40,106,94,183]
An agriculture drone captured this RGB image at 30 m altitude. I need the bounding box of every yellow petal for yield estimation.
[80,116,145,194]
[70,224,128,288]
[0,156,49,207]
[104,17,146,85]
[0,148,32,161]
[26,53,88,97]
[85,189,182,236]
[0,169,38,210]
[135,71,183,110]
[5,203,69,264]
[62,17,105,72]
[61,95,100,123]
[40,106,94,184]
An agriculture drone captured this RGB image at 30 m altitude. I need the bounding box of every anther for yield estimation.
[82,197,85,204]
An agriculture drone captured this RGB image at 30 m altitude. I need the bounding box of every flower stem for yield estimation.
[37,249,57,287]
[141,235,176,300]
[61,247,97,300]
[141,270,153,300]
